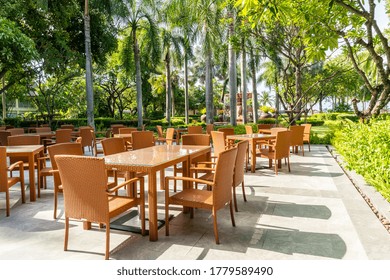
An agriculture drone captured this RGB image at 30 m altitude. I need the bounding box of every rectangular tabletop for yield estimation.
[227,134,276,173]
[104,144,211,241]
[6,145,44,201]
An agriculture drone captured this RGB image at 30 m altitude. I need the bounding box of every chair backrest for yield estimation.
[212,147,238,209]
[55,155,109,222]
[156,125,164,138]
[48,142,84,189]
[0,131,11,146]
[187,126,203,134]
[165,128,175,145]
[7,135,41,165]
[182,134,210,146]
[206,124,214,135]
[79,127,94,150]
[301,123,312,140]
[0,146,8,192]
[131,131,155,150]
[110,124,125,135]
[55,129,73,143]
[289,125,305,146]
[182,134,211,164]
[8,134,40,146]
[274,130,292,159]
[217,127,235,139]
[0,126,6,130]
[101,137,127,156]
[35,127,52,133]
[119,127,137,134]
[211,131,226,158]
[233,140,249,188]
[270,127,288,135]
[60,124,74,130]
[7,128,25,135]
[245,125,253,134]
[258,124,272,130]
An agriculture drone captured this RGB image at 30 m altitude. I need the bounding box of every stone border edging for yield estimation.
[326,145,390,234]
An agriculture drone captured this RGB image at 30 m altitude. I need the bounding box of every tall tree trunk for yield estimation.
[205,51,214,124]
[250,50,258,123]
[241,39,247,124]
[133,30,143,128]
[84,0,94,128]
[228,11,237,126]
[184,53,189,124]
[2,77,5,119]
[165,51,172,125]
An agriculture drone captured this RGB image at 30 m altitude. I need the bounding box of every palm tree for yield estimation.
[120,0,160,128]
[192,0,223,124]
[161,27,182,124]
[165,0,196,125]
[84,0,94,128]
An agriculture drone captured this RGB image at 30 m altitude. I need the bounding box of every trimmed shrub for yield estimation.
[332,119,390,201]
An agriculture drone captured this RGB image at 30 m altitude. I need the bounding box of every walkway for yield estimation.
[1,145,390,260]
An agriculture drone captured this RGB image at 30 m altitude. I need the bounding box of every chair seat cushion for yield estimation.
[168,189,213,209]
[108,195,140,218]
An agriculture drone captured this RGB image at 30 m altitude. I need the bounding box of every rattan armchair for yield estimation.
[131,131,155,150]
[259,130,292,175]
[0,147,25,217]
[164,147,237,244]
[47,143,84,219]
[55,155,145,260]
[187,125,203,134]
[289,125,305,156]
[301,123,312,152]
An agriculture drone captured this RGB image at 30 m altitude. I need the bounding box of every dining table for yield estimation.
[104,144,211,241]
[227,133,276,173]
[6,145,45,202]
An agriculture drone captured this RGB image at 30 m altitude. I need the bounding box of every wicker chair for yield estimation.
[259,130,292,175]
[55,155,145,260]
[164,147,237,244]
[0,130,11,146]
[173,134,211,191]
[7,128,25,135]
[187,125,203,134]
[0,146,25,217]
[131,131,155,150]
[289,125,305,156]
[217,127,235,148]
[47,143,84,219]
[301,123,312,152]
[155,125,167,144]
[8,135,41,195]
[78,127,94,154]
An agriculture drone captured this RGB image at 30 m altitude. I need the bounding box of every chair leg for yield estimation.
[274,159,278,175]
[6,190,10,217]
[229,201,236,227]
[105,224,110,260]
[241,181,247,202]
[64,216,69,251]
[21,180,25,204]
[212,208,219,244]
[233,187,238,212]
[165,199,170,236]
[54,188,58,219]
[287,157,291,172]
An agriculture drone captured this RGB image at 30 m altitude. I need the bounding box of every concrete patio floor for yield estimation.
[1,144,390,260]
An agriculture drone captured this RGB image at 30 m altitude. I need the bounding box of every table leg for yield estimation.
[251,139,256,173]
[148,171,158,241]
[29,154,36,201]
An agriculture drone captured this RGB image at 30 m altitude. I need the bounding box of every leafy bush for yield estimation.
[296,119,325,126]
[332,119,390,201]
[336,114,359,122]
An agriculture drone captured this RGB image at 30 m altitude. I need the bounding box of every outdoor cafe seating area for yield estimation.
[4,122,389,260]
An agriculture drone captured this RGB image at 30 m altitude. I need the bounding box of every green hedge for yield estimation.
[332,119,390,201]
